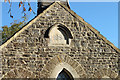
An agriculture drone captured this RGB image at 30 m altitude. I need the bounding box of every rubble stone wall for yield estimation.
[1,3,119,79]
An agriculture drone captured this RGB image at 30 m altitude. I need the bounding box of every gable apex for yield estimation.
[56,2,120,53]
[37,0,70,15]
[0,2,120,53]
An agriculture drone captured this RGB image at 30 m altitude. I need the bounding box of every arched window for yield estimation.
[44,24,73,46]
[57,68,74,80]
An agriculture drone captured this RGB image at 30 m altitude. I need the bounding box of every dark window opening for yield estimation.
[57,68,74,80]
[44,24,73,39]
[58,28,69,44]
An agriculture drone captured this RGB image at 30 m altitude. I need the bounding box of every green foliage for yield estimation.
[2,22,22,42]
[2,17,27,43]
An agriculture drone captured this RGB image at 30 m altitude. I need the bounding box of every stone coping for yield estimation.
[0,2,120,53]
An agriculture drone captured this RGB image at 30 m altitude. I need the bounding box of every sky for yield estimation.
[0,1,119,48]
[69,2,119,48]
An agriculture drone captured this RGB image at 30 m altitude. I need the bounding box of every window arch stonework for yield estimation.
[40,54,86,78]
[44,23,73,46]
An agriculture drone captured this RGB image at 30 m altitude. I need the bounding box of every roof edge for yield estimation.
[57,2,120,53]
[0,2,56,49]
[1,2,120,53]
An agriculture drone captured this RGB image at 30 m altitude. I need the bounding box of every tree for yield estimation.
[1,0,35,44]
[2,0,33,43]
[2,17,27,43]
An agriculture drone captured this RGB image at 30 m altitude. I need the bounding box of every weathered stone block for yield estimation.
[1,2,119,79]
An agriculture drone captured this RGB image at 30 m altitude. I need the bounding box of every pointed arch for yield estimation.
[40,54,86,78]
[57,68,74,80]
[50,62,79,78]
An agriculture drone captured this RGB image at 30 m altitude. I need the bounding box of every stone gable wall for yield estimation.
[1,3,119,78]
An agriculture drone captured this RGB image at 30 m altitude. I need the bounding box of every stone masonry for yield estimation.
[1,2,120,79]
